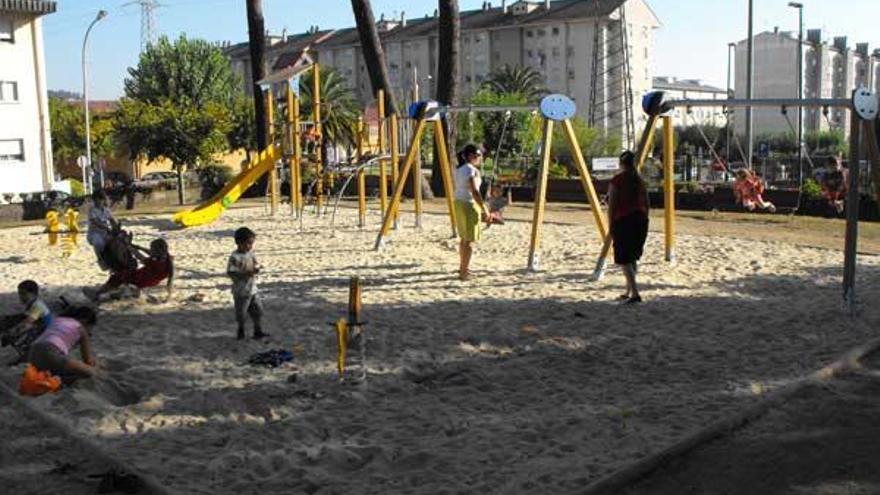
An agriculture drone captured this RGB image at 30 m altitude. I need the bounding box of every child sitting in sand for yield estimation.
[87,190,119,270]
[1,280,54,365]
[733,169,776,213]
[28,306,97,383]
[227,227,268,341]
[484,185,507,227]
[90,238,174,302]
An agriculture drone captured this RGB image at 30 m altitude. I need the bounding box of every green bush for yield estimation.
[801,178,823,200]
[68,179,85,197]
[677,181,702,193]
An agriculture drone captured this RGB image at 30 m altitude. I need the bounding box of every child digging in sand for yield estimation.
[91,238,174,302]
[28,306,97,383]
[227,227,268,340]
[2,280,54,364]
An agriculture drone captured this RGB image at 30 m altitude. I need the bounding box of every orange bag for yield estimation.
[18,364,61,396]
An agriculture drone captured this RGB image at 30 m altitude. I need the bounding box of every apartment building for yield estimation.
[0,0,55,196]
[226,0,661,148]
[652,76,728,127]
[734,28,880,138]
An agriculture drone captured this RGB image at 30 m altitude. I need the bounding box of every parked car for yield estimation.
[135,171,178,190]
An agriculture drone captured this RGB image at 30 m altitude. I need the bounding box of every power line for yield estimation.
[124,0,161,52]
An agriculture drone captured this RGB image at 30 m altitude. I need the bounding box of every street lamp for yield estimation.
[788,2,804,186]
[82,9,108,195]
[727,42,735,177]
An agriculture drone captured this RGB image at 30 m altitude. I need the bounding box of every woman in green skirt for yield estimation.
[453,144,489,281]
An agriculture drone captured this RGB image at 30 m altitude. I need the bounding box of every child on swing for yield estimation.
[484,184,507,227]
[90,238,174,302]
[734,168,776,212]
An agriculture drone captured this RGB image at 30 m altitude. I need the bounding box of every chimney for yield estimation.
[545,0,551,9]
[773,26,779,34]
[833,36,848,51]
[856,42,868,57]
[501,0,507,13]
[807,29,821,44]
[401,11,406,27]
[433,8,438,17]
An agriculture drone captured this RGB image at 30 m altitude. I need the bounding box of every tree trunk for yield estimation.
[246,0,268,150]
[176,163,186,205]
[350,0,398,117]
[432,0,460,196]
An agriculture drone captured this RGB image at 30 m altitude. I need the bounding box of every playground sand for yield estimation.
[1,205,879,493]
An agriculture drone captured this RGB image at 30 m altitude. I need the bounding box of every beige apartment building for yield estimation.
[225,0,661,148]
[651,77,728,127]
[734,28,880,138]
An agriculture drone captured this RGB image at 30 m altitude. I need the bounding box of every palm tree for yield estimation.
[350,0,397,116]
[245,0,268,150]
[483,65,547,103]
[299,68,360,154]
[433,0,460,195]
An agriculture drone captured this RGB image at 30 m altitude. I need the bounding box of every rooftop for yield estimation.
[653,77,725,93]
[0,0,56,15]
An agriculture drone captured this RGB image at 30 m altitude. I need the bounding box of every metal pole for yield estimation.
[789,2,804,185]
[81,10,107,195]
[746,0,754,170]
[412,66,423,229]
[727,42,735,178]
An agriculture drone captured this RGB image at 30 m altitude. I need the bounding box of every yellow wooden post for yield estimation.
[390,112,400,229]
[357,117,366,228]
[374,118,427,249]
[377,89,388,217]
[292,88,303,217]
[662,116,676,262]
[266,89,279,215]
[412,90,423,229]
[286,83,296,214]
[527,119,555,271]
[313,64,324,214]
[433,121,458,237]
[561,119,607,240]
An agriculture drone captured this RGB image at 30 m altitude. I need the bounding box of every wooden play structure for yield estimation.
[172,60,322,227]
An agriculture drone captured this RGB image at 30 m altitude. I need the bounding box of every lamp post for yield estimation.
[788,2,804,186]
[727,42,735,178]
[745,0,754,170]
[82,10,108,195]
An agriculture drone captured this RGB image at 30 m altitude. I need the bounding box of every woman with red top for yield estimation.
[91,238,174,301]
[608,150,649,304]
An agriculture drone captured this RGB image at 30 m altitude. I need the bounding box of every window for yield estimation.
[537,29,545,37]
[567,46,574,57]
[568,69,575,80]
[526,30,533,38]
[552,27,560,36]
[0,16,13,43]
[0,81,18,102]
[0,139,24,161]
[552,47,560,57]
[527,49,533,58]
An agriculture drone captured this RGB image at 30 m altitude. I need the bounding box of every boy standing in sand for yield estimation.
[227,227,268,341]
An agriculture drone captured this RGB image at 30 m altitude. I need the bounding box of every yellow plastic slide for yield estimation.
[172,145,280,228]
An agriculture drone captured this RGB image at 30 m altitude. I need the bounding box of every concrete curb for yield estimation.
[0,380,177,495]
[581,334,880,495]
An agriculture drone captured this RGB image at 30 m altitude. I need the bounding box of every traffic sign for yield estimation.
[77,155,89,169]
[592,157,619,172]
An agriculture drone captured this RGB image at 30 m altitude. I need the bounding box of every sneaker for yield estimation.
[253,330,269,340]
[236,328,245,340]
[623,295,643,305]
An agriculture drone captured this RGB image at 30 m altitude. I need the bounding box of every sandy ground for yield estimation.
[1,203,879,494]
[626,350,880,495]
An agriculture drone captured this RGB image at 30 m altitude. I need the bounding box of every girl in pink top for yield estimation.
[29,306,97,382]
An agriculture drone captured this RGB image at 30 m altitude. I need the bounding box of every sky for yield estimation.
[43,0,880,100]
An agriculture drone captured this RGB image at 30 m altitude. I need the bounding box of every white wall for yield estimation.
[0,12,49,195]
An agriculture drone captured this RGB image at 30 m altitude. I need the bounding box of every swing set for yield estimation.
[372,94,610,273]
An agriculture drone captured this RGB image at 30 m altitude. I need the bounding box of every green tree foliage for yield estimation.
[114,35,240,203]
[482,65,547,103]
[458,89,537,158]
[299,67,360,149]
[49,97,115,166]
[227,94,257,160]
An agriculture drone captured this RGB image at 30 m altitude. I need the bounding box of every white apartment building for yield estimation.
[652,76,728,127]
[0,0,54,196]
[734,28,880,138]
[226,0,661,148]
